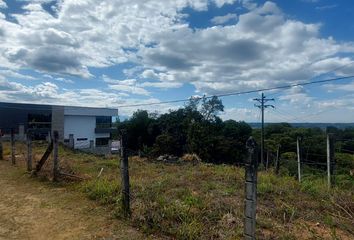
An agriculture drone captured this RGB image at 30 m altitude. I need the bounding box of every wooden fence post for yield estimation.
[297,137,301,183]
[244,136,258,239]
[11,128,15,165]
[327,134,335,189]
[274,144,281,175]
[53,131,59,182]
[27,131,32,171]
[0,134,3,160]
[120,130,131,217]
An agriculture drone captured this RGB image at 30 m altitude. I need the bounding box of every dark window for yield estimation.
[96,116,112,129]
[96,137,109,146]
[64,139,69,143]
[77,138,88,141]
[28,113,51,129]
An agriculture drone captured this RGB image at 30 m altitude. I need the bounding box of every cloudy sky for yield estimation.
[0,0,354,122]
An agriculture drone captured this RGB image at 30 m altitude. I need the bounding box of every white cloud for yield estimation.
[316,5,337,10]
[220,107,258,121]
[103,75,150,96]
[211,13,238,25]
[0,0,353,121]
[0,0,7,9]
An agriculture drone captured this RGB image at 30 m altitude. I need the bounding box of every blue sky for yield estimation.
[0,0,354,122]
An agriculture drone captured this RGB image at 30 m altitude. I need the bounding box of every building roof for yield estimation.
[0,102,118,116]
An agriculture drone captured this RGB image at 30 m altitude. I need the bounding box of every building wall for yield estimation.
[63,115,109,149]
[51,106,65,141]
[0,102,51,134]
[64,106,117,116]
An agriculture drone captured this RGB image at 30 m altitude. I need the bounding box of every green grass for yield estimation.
[2,141,354,239]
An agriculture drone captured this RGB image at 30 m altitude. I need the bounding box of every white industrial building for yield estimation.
[0,102,118,151]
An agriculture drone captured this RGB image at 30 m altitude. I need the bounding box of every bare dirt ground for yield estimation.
[0,161,149,240]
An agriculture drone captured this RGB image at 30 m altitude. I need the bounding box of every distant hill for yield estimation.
[248,122,354,129]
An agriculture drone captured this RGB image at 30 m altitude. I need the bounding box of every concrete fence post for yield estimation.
[244,136,258,240]
[120,130,131,217]
[53,131,60,182]
[274,145,281,175]
[0,134,3,160]
[297,137,302,183]
[19,124,25,141]
[327,134,335,189]
[27,131,32,171]
[11,128,15,165]
[69,134,74,149]
[108,140,112,153]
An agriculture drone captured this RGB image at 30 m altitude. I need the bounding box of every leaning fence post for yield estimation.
[27,131,32,171]
[327,134,335,189]
[120,130,131,217]
[11,128,15,165]
[53,131,59,182]
[297,137,301,183]
[244,136,258,239]
[0,134,3,160]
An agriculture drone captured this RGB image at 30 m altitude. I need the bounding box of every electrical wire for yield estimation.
[117,75,354,108]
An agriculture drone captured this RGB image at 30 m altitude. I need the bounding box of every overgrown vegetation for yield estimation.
[115,96,252,164]
[1,140,353,239]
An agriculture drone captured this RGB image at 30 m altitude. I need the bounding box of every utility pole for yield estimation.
[254,93,274,168]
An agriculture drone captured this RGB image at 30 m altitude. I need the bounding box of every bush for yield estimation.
[151,134,180,156]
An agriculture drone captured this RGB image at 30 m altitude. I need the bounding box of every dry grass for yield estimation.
[1,141,353,239]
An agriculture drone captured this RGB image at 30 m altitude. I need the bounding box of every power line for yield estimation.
[117,75,354,108]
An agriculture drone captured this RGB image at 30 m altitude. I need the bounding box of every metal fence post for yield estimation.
[11,128,15,165]
[244,136,258,239]
[120,130,131,217]
[27,131,32,171]
[53,131,59,182]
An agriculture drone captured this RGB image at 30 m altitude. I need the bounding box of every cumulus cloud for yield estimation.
[0,0,6,9]
[0,0,353,121]
[211,13,238,25]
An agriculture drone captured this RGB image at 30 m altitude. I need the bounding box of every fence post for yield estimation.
[0,134,3,160]
[69,134,74,149]
[244,136,258,239]
[297,137,301,183]
[53,131,59,182]
[27,131,32,171]
[274,144,280,175]
[11,128,15,165]
[120,130,131,217]
[327,134,335,189]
